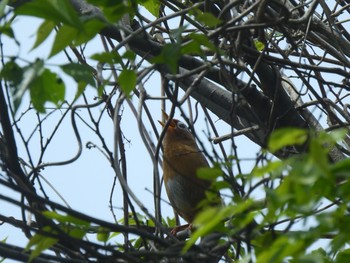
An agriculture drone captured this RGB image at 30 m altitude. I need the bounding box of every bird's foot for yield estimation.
[170,223,193,236]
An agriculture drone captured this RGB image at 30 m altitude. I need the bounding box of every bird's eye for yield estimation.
[177,121,187,130]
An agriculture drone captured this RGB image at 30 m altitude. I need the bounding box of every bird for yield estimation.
[158,111,220,235]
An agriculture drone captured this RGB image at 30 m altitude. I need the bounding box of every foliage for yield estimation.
[1,0,350,262]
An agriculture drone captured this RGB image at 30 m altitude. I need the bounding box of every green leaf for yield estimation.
[61,63,96,87]
[97,85,104,96]
[13,59,44,113]
[75,19,105,46]
[152,43,181,74]
[197,167,222,180]
[309,138,329,175]
[251,160,284,178]
[181,40,203,56]
[1,235,8,261]
[43,211,90,227]
[97,227,110,242]
[32,20,55,50]
[91,52,122,64]
[62,225,87,239]
[0,60,24,87]
[49,25,77,57]
[0,22,15,39]
[336,248,350,263]
[118,69,137,96]
[331,158,350,177]
[16,0,82,28]
[29,69,65,113]
[108,232,121,240]
[184,201,254,252]
[181,33,216,56]
[254,39,265,51]
[139,0,160,17]
[42,211,89,240]
[49,19,104,57]
[25,226,58,262]
[76,82,88,100]
[196,12,222,27]
[183,206,228,252]
[332,234,349,254]
[256,235,305,263]
[122,50,136,61]
[268,128,308,153]
[86,0,133,23]
[165,216,177,228]
[19,1,104,57]
[0,0,9,17]
[188,33,216,51]
[134,237,144,249]
[306,248,330,263]
[211,180,231,191]
[329,128,348,142]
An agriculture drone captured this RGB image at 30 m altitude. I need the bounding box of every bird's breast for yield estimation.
[165,176,198,222]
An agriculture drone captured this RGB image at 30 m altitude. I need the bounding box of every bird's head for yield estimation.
[158,111,194,143]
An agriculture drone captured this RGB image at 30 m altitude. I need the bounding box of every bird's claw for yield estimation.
[170,223,192,236]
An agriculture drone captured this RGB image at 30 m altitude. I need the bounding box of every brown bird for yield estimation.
[159,112,220,234]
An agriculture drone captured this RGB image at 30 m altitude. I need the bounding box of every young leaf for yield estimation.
[29,69,65,113]
[254,39,265,51]
[182,206,227,253]
[197,167,222,180]
[16,0,82,28]
[152,43,181,74]
[86,0,133,23]
[196,12,222,28]
[43,211,90,226]
[0,22,15,39]
[188,33,216,51]
[61,63,96,88]
[139,0,160,17]
[0,0,9,17]
[118,69,137,96]
[336,248,350,263]
[256,236,304,263]
[268,128,307,153]
[61,62,95,101]
[91,52,122,64]
[75,19,105,46]
[181,33,216,57]
[25,226,58,262]
[49,25,77,57]
[97,227,110,242]
[183,200,256,252]
[13,59,44,113]
[0,60,24,87]
[50,19,104,57]
[32,20,55,50]
[309,138,329,174]
[331,158,350,178]
[251,160,284,178]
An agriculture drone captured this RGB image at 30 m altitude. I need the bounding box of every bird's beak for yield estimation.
[158,120,165,127]
[158,110,176,128]
[161,110,169,121]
